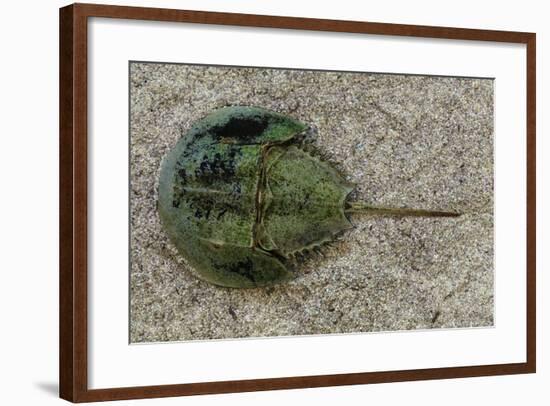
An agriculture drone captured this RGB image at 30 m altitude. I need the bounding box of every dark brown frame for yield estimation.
[60,3,536,402]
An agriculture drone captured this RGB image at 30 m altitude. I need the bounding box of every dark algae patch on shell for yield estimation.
[158,106,460,288]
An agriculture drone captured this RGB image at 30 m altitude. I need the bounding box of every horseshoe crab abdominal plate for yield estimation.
[158,106,460,288]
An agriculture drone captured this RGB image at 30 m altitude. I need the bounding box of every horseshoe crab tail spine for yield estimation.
[345,202,460,217]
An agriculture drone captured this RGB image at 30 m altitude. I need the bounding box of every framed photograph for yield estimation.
[59,3,536,402]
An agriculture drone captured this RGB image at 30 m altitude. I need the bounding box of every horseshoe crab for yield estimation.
[158,106,459,288]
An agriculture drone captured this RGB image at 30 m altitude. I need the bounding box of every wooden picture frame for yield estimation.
[59,3,536,402]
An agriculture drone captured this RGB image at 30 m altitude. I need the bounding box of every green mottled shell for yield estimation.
[158,106,353,288]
